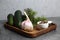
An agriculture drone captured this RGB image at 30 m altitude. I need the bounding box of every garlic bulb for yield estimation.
[21,12,33,31]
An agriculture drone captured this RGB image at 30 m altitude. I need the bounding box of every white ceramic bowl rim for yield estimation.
[37,21,52,24]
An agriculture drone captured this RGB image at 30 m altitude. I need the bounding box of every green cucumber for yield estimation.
[7,14,13,25]
[14,10,22,27]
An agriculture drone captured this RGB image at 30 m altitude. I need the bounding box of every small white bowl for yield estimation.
[39,23,49,28]
[37,21,52,28]
[48,21,52,24]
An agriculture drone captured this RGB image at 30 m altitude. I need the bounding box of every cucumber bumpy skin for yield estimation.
[14,10,22,27]
[7,14,13,25]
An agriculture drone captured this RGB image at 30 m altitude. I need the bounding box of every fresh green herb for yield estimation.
[24,8,47,25]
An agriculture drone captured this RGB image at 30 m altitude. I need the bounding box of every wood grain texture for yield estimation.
[4,23,57,38]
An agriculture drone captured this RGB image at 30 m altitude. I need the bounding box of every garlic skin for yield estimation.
[21,12,33,31]
[21,19,33,31]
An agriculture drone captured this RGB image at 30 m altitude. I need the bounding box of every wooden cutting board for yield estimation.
[4,23,57,38]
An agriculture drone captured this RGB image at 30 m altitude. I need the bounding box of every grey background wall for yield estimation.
[0,0,60,20]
